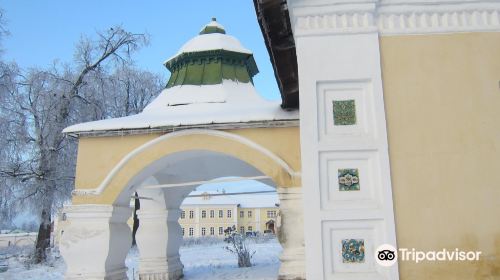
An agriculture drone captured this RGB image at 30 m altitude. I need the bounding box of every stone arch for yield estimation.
[73,129,300,205]
[62,128,305,280]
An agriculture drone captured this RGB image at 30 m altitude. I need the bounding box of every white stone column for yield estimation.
[136,209,183,280]
[59,204,132,280]
[135,187,184,280]
[277,187,306,280]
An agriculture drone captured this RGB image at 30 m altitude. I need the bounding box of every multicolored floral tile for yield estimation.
[332,100,356,125]
[338,168,360,191]
[341,239,365,263]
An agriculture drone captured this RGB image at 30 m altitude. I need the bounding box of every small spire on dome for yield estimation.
[199,17,226,35]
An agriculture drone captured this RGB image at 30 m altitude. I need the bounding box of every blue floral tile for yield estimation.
[342,239,365,263]
[332,100,356,125]
[338,168,360,191]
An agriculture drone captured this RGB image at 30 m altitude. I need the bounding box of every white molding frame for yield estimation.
[289,0,500,36]
[63,204,132,221]
[72,129,300,196]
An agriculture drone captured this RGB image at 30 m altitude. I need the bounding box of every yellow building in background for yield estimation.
[179,191,279,238]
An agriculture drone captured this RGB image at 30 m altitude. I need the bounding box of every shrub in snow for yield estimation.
[223,225,255,268]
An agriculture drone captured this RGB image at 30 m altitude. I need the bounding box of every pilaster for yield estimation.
[288,0,399,279]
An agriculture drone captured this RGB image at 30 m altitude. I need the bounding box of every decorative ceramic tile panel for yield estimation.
[333,100,356,125]
[319,151,381,211]
[322,220,381,276]
[341,239,365,263]
[338,168,360,191]
[317,81,376,144]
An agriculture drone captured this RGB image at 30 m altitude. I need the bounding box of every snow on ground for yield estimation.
[179,239,281,280]
[0,237,282,280]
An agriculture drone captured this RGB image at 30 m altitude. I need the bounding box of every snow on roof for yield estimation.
[182,190,279,208]
[164,33,252,64]
[200,19,226,33]
[63,19,299,135]
[165,19,250,64]
[63,80,298,133]
[197,178,275,193]
[146,79,261,107]
[179,32,251,54]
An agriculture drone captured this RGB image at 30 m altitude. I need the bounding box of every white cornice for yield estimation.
[291,2,379,36]
[287,0,500,36]
[378,2,500,35]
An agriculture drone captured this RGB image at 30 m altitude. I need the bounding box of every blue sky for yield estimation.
[1,0,281,100]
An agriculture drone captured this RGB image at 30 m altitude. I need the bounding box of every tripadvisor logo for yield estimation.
[375,244,482,266]
[375,244,398,267]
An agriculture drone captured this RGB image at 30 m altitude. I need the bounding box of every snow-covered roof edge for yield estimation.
[63,119,299,138]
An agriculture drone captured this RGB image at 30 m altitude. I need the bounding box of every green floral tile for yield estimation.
[342,239,365,263]
[332,100,356,125]
[338,168,360,191]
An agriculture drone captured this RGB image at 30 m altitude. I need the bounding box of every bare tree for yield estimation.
[0,8,16,230]
[0,26,150,263]
[73,64,162,121]
[108,65,162,117]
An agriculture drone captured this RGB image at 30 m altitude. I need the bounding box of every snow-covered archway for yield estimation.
[59,18,304,280]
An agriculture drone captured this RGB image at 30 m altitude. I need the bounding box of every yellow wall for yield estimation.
[179,206,236,238]
[259,207,278,232]
[72,127,300,204]
[74,133,158,191]
[380,32,500,279]
[178,205,278,238]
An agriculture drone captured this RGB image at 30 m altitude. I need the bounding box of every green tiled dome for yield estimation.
[164,19,259,88]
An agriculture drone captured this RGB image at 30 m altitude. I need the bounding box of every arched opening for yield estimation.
[121,149,285,279]
[126,176,284,279]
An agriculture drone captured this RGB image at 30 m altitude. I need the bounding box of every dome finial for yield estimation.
[199,18,226,35]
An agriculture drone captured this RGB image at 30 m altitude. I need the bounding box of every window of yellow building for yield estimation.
[202,210,206,218]
[189,228,194,237]
[227,210,232,218]
[201,228,206,236]
[218,227,223,235]
[267,210,276,218]
[210,227,214,235]
[218,210,223,218]
[248,226,252,232]
[240,226,245,233]
[189,210,194,219]
[240,211,244,218]
[181,211,185,219]
[248,211,252,218]
[210,210,214,218]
